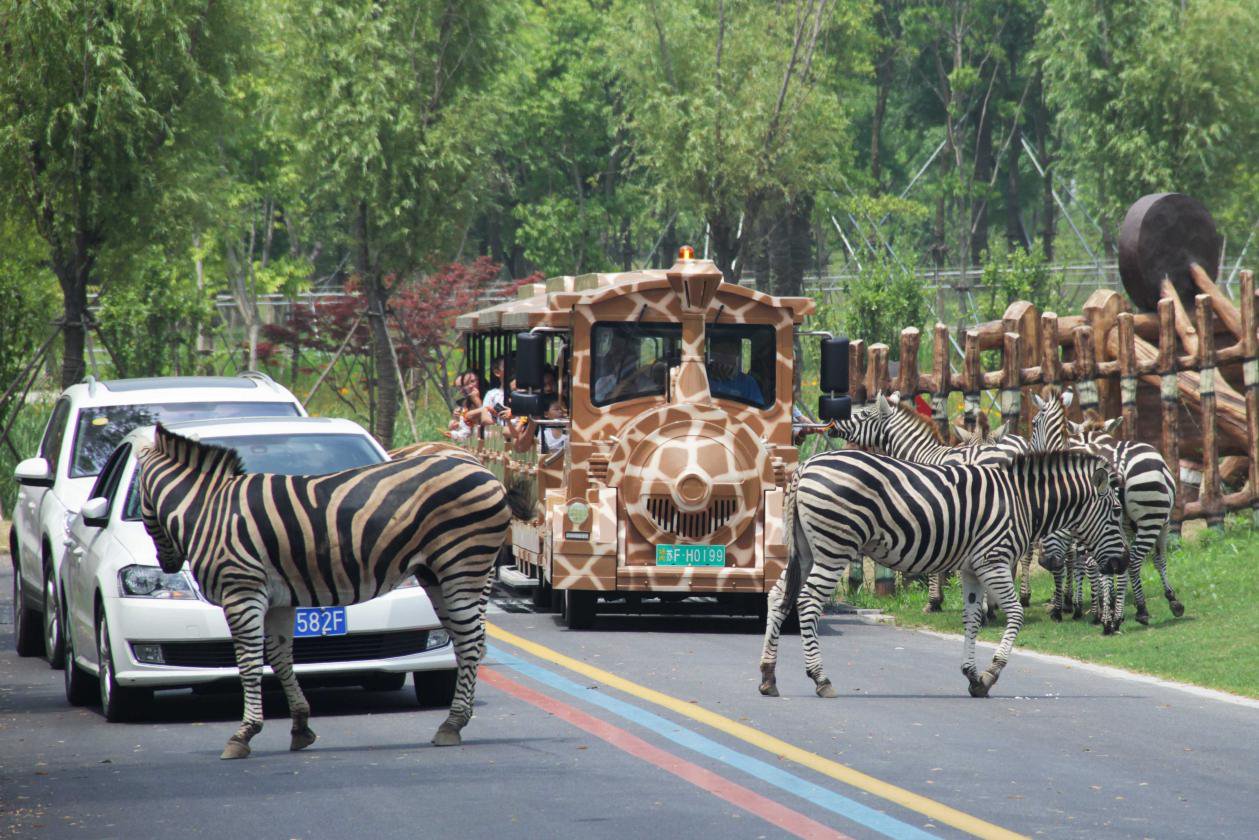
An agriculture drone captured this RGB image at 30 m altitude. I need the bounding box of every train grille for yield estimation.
[588,454,610,483]
[646,496,738,541]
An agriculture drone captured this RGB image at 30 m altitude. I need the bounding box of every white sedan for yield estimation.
[61,416,457,722]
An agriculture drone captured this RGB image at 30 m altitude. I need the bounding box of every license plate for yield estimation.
[294,607,347,637]
[655,544,726,567]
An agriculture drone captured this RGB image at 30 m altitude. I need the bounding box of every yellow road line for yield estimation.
[487,622,1028,840]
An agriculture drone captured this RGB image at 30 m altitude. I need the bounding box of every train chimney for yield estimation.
[665,249,723,404]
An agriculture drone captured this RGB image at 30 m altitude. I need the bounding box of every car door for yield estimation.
[65,444,131,666]
[16,397,71,594]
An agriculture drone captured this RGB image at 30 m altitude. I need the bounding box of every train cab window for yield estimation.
[591,323,681,406]
[706,324,775,409]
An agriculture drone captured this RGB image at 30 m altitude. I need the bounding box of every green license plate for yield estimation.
[655,544,726,567]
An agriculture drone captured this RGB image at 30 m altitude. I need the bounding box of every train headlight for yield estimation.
[566,501,590,527]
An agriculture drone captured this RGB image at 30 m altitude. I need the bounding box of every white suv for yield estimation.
[11,373,305,667]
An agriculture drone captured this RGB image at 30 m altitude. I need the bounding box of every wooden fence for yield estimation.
[846,270,1259,534]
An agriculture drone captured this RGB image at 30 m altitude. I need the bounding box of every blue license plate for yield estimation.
[655,544,726,567]
[294,607,347,637]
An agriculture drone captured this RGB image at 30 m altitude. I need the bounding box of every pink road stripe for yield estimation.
[480,666,852,840]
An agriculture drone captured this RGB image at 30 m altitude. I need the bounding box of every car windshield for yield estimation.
[70,402,300,478]
[122,432,383,521]
[590,323,682,405]
[706,323,776,409]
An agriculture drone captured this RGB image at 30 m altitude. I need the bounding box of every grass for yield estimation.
[843,517,1259,699]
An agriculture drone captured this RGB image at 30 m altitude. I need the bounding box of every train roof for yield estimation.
[455,269,814,333]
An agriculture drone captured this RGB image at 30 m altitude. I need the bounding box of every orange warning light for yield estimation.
[678,244,695,260]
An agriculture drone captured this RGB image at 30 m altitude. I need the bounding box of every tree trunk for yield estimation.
[970,104,993,264]
[770,195,813,297]
[56,255,91,389]
[1005,120,1028,250]
[708,212,742,282]
[358,200,398,448]
[871,50,892,193]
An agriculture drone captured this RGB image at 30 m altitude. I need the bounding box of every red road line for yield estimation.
[480,666,852,840]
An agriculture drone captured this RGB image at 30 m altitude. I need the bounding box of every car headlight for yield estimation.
[425,629,450,650]
[119,565,197,599]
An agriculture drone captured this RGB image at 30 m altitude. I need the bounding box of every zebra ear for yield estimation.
[1091,465,1110,494]
[876,391,894,418]
[954,425,977,443]
[1067,420,1086,437]
[989,422,1008,441]
[1102,417,1123,434]
[1032,394,1045,410]
[1062,390,1075,408]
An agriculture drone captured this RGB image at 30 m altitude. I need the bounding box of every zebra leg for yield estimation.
[1071,548,1085,619]
[959,568,987,696]
[1018,546,1034,608]
[924,572,946,613]
[758,573,791,696]
[799,569,842,699]
[263,607,315,752]
[1153,525,1184,617]
[222,595,268,759]
[426,564,493,747]
[972,562,1023,697]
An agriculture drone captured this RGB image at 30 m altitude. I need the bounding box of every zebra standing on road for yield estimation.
[758,449,1127,699]
[834,392,1040,613]
[137,424,528,760]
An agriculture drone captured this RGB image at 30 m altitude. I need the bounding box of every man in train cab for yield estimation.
[708,334,764,404]
[593,330,643,402]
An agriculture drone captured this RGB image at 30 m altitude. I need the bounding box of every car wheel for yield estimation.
[43,563,65,669]
[413,668,457,708]
[564,590,597,630]
[361,672,406,692]
[63,599,96,707]
[96,609,149,722]
[12,555,43,657]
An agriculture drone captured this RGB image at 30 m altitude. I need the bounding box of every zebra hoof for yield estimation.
[290,728,317,752]
[1170,599,1185,618]
[1102,622,1117,636]
[923,600,943,614]
[220,739,251,760]
[1019,593,1030,608]
[758,682,779,697]
[815,681,839,699]
[1135,609,1150,626]
[967,675,994,699]
[1050,608,1062,622]
[431,723,462,747]
[1072,606,1083,620]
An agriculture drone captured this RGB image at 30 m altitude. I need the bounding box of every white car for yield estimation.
[60,416,457,722]
[11,373,306,668]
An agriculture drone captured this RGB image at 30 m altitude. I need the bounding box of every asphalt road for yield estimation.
[2,558,1256,840]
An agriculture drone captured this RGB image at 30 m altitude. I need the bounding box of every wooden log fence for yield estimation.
[843,271,1259,545]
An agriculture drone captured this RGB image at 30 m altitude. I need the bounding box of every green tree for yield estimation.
[0,1,253,388]
[0,214,60,393]
[1038,0,1259,248]
[280,0,517,446]
[611,0,869,283]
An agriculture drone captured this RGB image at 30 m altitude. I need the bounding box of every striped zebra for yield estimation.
[758,449,1127,699]
[1062,413,1182,627]
[834,393,1040,613]
[137,424,528,759]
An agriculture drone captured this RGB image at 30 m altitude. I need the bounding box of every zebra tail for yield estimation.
[781,469,806,607]
[504,475,535,521]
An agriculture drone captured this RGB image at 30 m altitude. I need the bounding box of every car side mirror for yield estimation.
[81,496,110,528]
[15,457,53,487]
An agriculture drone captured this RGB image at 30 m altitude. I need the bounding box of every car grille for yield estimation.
[146,629,434,669]
[646,495,738,541]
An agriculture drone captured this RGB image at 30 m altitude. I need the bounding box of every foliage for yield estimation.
[847,516,1259,699]
[0,215,60,391]
[975,242,1061,321]
[94,246,213,378]
[833,254,930,360]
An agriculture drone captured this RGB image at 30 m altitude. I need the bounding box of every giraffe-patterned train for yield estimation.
[454,251,843,627]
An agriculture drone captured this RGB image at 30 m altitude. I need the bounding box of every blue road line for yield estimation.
[488,643,943,840]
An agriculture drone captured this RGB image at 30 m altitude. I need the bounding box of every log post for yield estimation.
[1001,332,1022,433]
[1072,325,1098,416]
[1161,276,1199,358]
[869,343,890,399]
[1117,312,1138,439]
[897,327,921,400]
[963,329,982,432]
[849,339,867,410]
[932,324,951,440]
[1190,262,1243,339]
[1197,294,1223,531]
[1241,271,1259,527]
[1158,298,1183,535]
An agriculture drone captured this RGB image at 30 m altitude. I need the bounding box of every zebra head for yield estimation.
[137,424,245,574]
[1067,412,1122,443]
[1070,461,1128,576]
[833,391,898,451]
[1038,529,1074,572]
[1030,386,1073,452]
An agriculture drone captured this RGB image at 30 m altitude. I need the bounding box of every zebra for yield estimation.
[758,449,1127,699]
[1060,413,1182,627]
[137,424,529,759]
[834,392,1041,614]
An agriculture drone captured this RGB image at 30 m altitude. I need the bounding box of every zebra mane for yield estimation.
[894,400,945,445]
[153,423,245,477]
[1077,409,1107,433]
[1008,449,1106,477]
